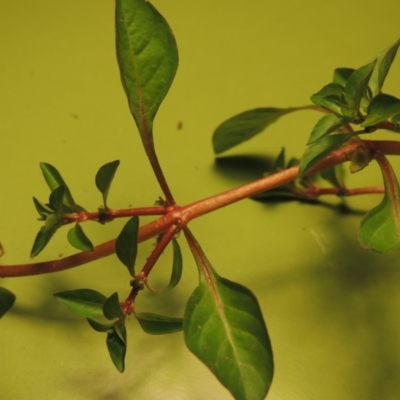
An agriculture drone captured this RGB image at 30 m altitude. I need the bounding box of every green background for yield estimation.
[1,1,400,399]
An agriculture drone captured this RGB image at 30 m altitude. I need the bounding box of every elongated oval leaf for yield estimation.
[359,156,400,252]
[369,38,400,97]
[310,82,344,114]
[67,223,94,252]
[135,312,183,334]
[115,216,139,276]
[307,114,352,144]
[95,160,120,208]
[184,230,273,400]
[213,107,300,154]
[361,93,400,127]
[103,292,124,321]
[0,287,16,319]
[107,328,126,372]
[54,289,107,318]
[299,133,357,176]
[87,318,114,333]
[30,213,62,257]
[343,60,376,117]
[115,0,178,140]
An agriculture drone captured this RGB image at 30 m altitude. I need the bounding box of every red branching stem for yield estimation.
[1,138,400,278]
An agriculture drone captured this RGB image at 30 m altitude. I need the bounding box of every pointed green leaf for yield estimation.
[114,320,127,343]
[307,114,352,144]
[213,107,302,154]
[33,197,53,220]
[299,133,357,176]
[87,318,114,333]
[54,289,107,318]
[333,68,356,86]
[369,38,400,97]
[95,160,120,208]
[103,292,124,321]
[135,312,183,334]
[49,185,66,214]
[115,0,178,141]
[106,328,126,372]
[343,60,377,117]
[310,82,344,114]
[361,93,400,127]
[184,230,273,400]
[67,223,94,252]
[0,287,16,319]
[30,213,63,257]
[116,216,139,276]
[40,163,80,212]
[359,156,400,252]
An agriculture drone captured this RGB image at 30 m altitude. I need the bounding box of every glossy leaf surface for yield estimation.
[310,82,343,114]
[103,292,124,321]
[107,327,127,372]
[115,216,139,276]
[95,160,120,208]
[213,107,299,154]
[135,312,183,334]
[115,0,178,140]
[359,156,400,252]
[361,93,400,127]
[184,230,273,400]
[67,223,94,252]
[0,287,16,318]
[369,38,400,97]
[307,114,352,144]
[54,289,107,318]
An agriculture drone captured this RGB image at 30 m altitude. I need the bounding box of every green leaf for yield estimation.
[307,114,352,144]
[310,82,343,114]
[0,287,16,318]
[33,197,53,220]
[67,223,94,252]
[320,164,345,190]
[358,156,400,252]
[184,230,273,400]
[87,318,114,333]
[103,292,124,321]
[213,107,300,154]
[106,328,127,373]
[48,185,66,214]
[135,312,183,334]
[343,60,377,117]
[95,160,120,208]
[54,289,107,318]
[361,93,400,127]
[115,0,178,142]
[333,68,356,86]
[114,320,127,343]
[369,38,400,97]
[116,216,139,276]
[30,213,63,257]
[40,163,80,212]
[299,133,357,176]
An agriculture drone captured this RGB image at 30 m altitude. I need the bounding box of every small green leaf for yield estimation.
[67,223,94,252]
[114,320,127,343]
[0,287,16,318]
[103,292,124,321]
[30,213,63,257]
[115,0,178,142]
[369,38,400,97]
[184,230,273,400]
[359,156,400,252]
[54,289,107,318]
[299,133,357,176]
[135,312,183,334]
[106,328,127,373]
[95,160,120,208]
[87,318,114,333]
[307,114,352,144]
[333,68,356,86]
[343,60,377,117]
[310,82,343,114]
[361,93,400,127]
[116,216,139,276]
[33,197,53,220]
[49,185,66,214]
[40,163,80,212]
[213,107,301,154]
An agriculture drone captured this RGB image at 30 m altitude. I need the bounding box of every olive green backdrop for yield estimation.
[1,1,400,399]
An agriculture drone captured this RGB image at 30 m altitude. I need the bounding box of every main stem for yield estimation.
[0,139,397,278]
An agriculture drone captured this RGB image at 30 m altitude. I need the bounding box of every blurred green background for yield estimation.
[1,1,400,399]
